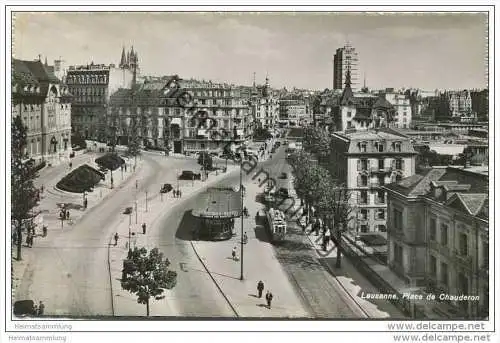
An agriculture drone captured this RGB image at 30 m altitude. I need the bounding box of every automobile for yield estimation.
[271,148,276,153]
[179,170,201,180]
[13,300,36,317]
[275,141,281,147]
[123,207,133,215]
[160,183,173,193]
[279,172,288,179]
[284,140,289,145]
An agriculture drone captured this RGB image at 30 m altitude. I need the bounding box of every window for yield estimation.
[430,218,437,241]
[377,209,385,220]
[360,209,368,220]
[394,142,402,152]
[394,243,403,265]
[394,209,403,230]
[440,224,448,246]
[378,225,387,232]
[459,233,468,256]
[441,262,449,286]
[360,175,368,187]
[360,142,367,152]
[360,225,368,233]
[347,111,352,118]
[360,191,368,204]
[377,190,385,204]
[347,121,353,129]
[378,159,385,169]
[483,240,489,268]
[395,158,403,170]
[376,142,384,152]
[430,255,437,278]
[378,176,385,186]
[360,158,368,170]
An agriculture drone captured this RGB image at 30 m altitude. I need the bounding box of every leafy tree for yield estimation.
[303,127,332,163]
[253,127,272,140]
[127,116,141,166]
[316,181,355,268]
[11,116,40,261]
[71,131,87,149]
[197,151,213,173]
[121,247,177,316]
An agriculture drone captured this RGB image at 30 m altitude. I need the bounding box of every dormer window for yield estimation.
[360,142,367,153]
[394,141,402,152]
[375,141,384,152]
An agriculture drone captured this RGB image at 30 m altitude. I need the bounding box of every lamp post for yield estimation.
[145,190,148,212]
[128,225,131,253]
[135,200,138,224]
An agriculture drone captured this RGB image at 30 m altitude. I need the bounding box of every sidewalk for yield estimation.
[11,152,144,303]
[190,177,309,317]
[108,165,240,316]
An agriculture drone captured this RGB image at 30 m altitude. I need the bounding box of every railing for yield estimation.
[453,250,473,269]
[370,166,393,173]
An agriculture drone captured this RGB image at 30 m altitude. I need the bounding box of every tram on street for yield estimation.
[266,208,287,242]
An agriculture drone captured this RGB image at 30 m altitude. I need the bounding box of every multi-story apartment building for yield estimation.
[333,42,359,91]
[250,76,279,129]
[447,90,473,119]
[329,128,417,234]
[108,77,253,155]
[384,166,488,319]
[12,58,72,166]
[330,69,396,132]
[278,94,310,127]
[66,46,136,141]
[384,89,412,129]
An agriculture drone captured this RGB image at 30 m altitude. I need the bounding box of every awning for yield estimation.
[170,117,182,126]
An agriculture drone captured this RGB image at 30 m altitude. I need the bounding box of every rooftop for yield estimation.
[191,187,242,218]
[334,128,408,141]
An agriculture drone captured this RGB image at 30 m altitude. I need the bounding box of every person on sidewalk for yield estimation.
[265,291,273,309]
[83,198,88,210]
[42,225,47,237]
[26,233,31,247]
[179,190,182,198]
[66,210,70,220]
[257,280,264,298]
[243,232,248,244]
[142,223,147,235]
[231,246,237,260]
[114,233,119,246]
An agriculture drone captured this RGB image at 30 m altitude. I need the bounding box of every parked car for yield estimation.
[123,207,133,215]
[279,172,288,179]
[160,183,173,193]
[13,300,36,317]
[179,170,201,180]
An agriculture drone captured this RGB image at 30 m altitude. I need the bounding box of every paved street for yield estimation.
[13,151,218,316]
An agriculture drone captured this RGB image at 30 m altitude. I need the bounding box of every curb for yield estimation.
[189,241,239,318]
[107,233,115,316]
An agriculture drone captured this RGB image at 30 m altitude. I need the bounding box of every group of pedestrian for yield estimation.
[32,301,45,316]
[257,280,274,309]
[173,189,182,198]
[59,208,70,221]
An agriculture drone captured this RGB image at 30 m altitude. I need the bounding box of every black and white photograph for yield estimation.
[2,4,497,343]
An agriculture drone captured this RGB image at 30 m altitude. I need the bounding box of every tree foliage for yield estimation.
[11,116,40,260]
[121,247,177,316]
[303,127,332,162]
[127,115,141,157]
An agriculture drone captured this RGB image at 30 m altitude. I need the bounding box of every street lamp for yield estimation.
[128,225,132,253]
[135,200,138,224]
[145,189,148,212]
[110,169,114,189]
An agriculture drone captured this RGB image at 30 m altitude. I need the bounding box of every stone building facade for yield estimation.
[384,167,489,319]
[66,46,136,141]
[12,58,72,165]
[329,128,417,234]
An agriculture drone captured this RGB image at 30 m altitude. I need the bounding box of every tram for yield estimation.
[266,208,287,242]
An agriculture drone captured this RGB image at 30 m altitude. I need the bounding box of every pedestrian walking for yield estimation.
[114,233,119,246]
[66,210,70,220]
[25,233,31,247]
[124,164,127,172]
[33,304,38,316]
[84,198,88,209]
[266,291,273,309]
[243,232,248,244]
[231,246,237,260]
[142,223,147,235]
[179,190,182,198]
[69,162,72,169]
[37,301,45,316]
[42,226,47,237]
[257,280,264,298]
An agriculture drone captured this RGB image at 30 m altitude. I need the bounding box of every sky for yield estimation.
[13,12,488,91]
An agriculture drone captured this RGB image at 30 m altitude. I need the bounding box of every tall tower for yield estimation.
[333,41,359,91]
[119,46,127,69]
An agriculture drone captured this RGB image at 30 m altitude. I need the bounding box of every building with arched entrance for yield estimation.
[12,58,72,166]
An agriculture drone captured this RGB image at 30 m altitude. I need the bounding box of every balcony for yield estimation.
[370,166,393,174]
[453,250,473,269]
[429,240,451,258]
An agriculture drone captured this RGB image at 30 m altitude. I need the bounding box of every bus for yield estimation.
[266,208,287,242]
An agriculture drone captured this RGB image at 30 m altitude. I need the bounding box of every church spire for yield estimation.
[340,67,354,105]
[344,67,352,88]
[119,46,127,68]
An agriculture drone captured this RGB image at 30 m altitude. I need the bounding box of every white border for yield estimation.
[2,3,497,339]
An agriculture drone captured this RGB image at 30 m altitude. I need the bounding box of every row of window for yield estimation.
[357,173,402,187]
[66,74,108,84]
[357,158,404,171]
[70,87,106,96]
[358,190,386,205]
[359,208,386,220]
[356,141,404,153]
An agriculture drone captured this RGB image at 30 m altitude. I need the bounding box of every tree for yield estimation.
[127,116,141,166]
[121,247,177,316]
[303,127,332,163]
[316,181,355,268]
[197,151,213,171]
[11,116,40,261]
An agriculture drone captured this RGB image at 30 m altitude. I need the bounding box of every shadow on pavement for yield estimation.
[174,210,198,241]
[56,202,84,211]
[278,240,312,252]
[254,225,271,243]
[276,253,323,270]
